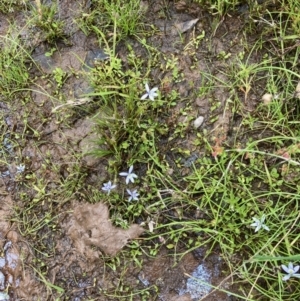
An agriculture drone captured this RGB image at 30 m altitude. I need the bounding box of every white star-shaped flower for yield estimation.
[141,83,158,101]
[282,262,300,281]
[102,181,116,194]
[126,189,139,202]
[119,165,138,184]
[250,214,270,232]
[16,164,25,173]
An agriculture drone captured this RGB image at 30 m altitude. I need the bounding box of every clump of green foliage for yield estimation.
[83,23,168,170]
[0,0,25,13]
[0,34,29,97]
[79,0,143,42]
[192,0,241,15]
[30,2,66,44]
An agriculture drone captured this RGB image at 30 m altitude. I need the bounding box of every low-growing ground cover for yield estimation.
[0,0,300,300]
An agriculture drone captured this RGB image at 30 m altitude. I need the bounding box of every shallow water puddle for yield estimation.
[0,239,21,301]
[180,263,212,299]
[138,248,233,301]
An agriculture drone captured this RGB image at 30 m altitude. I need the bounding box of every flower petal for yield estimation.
[282,264,290,273]
[145,83,150,92]
[151,87,158,92]
[119,172,128,176]
[292,273,300,279]
[131,175,138,183]
[128,176,135,183]
[282,274,290,281]
[129,165,134,173]
[262,224,270,231]
[141,93,149,100]
[294,265,300,273]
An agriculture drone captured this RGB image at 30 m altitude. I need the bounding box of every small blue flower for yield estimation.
[16,164,25,173]
[141,83,158,101]
[250,214,269,232]
[126,189,139,202]
[282,263,300,281]
[119,165,138,184]
[0,170,10,178]
[102,181,116,194]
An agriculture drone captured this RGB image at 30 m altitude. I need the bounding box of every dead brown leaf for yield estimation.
[174,18,199,34]
[66,202,144,257]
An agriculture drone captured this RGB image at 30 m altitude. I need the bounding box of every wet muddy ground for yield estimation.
[0,0,279,300]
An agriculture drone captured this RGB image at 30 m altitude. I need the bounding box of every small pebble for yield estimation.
[6,231,18,243]
[193,116,204,129]
[262,93,272,105]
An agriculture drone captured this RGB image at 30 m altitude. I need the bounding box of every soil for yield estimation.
[0,0,269,300]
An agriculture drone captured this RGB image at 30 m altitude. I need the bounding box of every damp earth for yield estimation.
[1,0,299,300]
